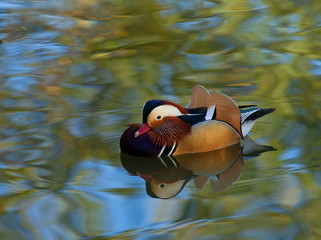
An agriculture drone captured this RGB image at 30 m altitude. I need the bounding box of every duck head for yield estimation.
[136,100,192,142]
[120,99,205,157]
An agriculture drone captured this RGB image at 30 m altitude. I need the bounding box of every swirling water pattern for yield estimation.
[0,0,321,239]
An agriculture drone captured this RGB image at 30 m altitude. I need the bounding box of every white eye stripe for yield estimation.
[148,105,182,120]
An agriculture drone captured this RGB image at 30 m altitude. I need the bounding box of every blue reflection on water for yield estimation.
[62,161,193,236]
[279,147,302,161]
[174,16,223,31]
[4,76,38,92]
[1,98,48,109]
[311,60,321,75]
[0,0,320,239]
[8,112,46,127]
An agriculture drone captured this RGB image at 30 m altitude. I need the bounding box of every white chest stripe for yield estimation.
[168,141,176,156]
[157,144,166,157]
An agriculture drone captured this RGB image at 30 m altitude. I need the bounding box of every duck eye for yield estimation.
[156,115,162,120]
[159,183,166,188]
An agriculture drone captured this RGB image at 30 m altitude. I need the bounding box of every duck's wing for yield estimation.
[178,85,209,126]
[186,85,210,108]
[207,91,243,138]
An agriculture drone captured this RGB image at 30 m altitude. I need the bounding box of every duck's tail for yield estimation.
[241,108,275,136]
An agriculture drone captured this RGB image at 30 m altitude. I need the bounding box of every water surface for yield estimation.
[0,0,321,239]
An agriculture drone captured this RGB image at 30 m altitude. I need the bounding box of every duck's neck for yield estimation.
[147,119,191,148]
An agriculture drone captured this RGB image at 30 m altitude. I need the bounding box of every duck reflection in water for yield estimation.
[120,137,276,199]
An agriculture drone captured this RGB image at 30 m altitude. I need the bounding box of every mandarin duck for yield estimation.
[120,85,275,157]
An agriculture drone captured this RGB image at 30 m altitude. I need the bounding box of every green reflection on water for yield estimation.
[0,0,321,239]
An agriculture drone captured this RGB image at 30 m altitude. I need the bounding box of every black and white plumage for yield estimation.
[240,107,276,136]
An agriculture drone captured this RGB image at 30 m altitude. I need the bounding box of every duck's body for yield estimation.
[120,85,275,157]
